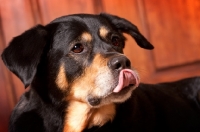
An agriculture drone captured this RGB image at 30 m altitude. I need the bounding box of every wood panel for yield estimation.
[144,0,200,69]
[0,9,13,132]
[0,50,11,132]
[38,0,96,24]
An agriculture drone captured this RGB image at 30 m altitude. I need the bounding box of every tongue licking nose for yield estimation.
[113,69,139,93]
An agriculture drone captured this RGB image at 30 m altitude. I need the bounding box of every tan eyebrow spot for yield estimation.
[99,26,109,38]
[81,32,92,42]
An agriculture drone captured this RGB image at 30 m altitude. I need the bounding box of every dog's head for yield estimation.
[1,13,153,107]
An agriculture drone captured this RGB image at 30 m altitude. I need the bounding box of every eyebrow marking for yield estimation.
[81,32,92,42]
[99,26,109,39]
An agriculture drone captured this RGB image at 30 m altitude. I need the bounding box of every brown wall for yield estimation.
[0,0,200,131]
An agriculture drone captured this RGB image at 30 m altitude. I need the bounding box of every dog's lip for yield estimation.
[113,69,139,93]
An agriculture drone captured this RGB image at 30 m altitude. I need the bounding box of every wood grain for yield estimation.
[38,0,96,24]
[144,0,200,69]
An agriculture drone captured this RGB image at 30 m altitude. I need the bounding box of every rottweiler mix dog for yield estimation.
[1,13,200,132]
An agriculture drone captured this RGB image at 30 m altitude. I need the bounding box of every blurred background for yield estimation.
[0,0,200,131]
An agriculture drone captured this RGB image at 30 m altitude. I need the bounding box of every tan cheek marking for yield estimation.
[63,54,115,131]
[99,26,109,39]
[70,54,108,102]
[81,32,92,42]
[55,64,68,90]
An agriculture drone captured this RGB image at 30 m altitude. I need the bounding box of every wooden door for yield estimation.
[0,0,200,131]
[143,0,200,83]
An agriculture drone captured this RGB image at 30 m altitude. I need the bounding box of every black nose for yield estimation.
[108,55,131,71]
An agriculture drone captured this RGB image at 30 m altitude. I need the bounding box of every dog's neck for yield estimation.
[63,101,116,132]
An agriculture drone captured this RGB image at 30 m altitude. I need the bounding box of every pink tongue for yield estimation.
[113,69,139,93]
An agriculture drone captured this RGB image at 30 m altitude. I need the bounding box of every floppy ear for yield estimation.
[100,13,154,49]
[1,25,48,88]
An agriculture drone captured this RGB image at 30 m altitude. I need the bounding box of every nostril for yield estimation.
[116,63,122,70]
[126,60,131,68]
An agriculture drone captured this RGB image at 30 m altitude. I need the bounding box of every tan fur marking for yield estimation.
[88,103,116,128]
[99,26,109,39]
[63,54,116,132]
[70,54,109,103]
[63,101,89,132]
[81,32,92,42]
[56,64,68,90]
[63,101,115,132]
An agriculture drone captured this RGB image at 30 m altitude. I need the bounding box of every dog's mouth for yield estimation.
[87,69,139,107]
[113,69,139,93]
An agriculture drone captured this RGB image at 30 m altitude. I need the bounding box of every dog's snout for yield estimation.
[108,56,131,71]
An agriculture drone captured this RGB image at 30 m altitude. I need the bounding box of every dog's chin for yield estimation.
[87,84,136,108]
[103,84,136,103]
[112,84,134,96]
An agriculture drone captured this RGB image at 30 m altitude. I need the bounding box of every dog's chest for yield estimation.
[63,101,115,132]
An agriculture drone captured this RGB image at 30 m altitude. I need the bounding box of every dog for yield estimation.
[1,13,200,132]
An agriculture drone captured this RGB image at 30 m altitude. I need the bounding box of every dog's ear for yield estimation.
[100,13,154,49]
[1,25,48,88]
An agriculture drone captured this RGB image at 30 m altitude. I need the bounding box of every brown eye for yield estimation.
[111,36,120,46]
[72,43,84,53]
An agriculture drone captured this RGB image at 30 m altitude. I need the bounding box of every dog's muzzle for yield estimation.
[108,55,139,93]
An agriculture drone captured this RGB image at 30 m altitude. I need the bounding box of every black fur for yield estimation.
[100,13,154,49]
[1,13,200,132]
[86,77,200,132]
[1,25,48,87]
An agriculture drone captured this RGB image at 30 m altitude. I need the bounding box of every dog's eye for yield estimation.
[72,43,84,53]
[111,36,120,46]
